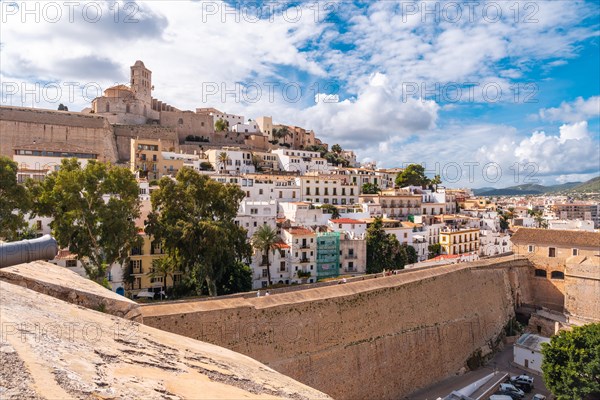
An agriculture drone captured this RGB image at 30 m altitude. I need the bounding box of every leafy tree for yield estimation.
[146,168,250,296]
[28,159,141,284]
[199,161,214,171]
[251,224,279,286]
[403,243,418,264]
[319,204,341,219]
[0,156,31,241]
[428,243,441,259]
[542,323,600,400]
[361,183,381,194]
[430,174,442,190]
[251,154,263,172]
[58,103,68,111]
[215,118,228,132]
[218,260,252,294]
[366,217,406,273]
[331,144,342,154]
[395,164,431,188]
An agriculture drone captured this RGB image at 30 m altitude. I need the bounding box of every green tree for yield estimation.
[428,243,442,259]
[273,126,290,141]
[361,183,381,194]
[319,204,341,219]
[146,168,250,297]
[395,164,431,188]
[28,159,141,284]
[218,260,252,294]
[542,323,600,400]
[403,243,418,264]
[148,256,176,295]
[215,118,228,132]
[199,161,214,171]
[331,144,342,154]
[217,152,229,171]
[366,217,406,273]
[251,154,263,172]
[251,224,279,286]
[0,156,30,241]
[430,174,442,190]
[58,103,68,111]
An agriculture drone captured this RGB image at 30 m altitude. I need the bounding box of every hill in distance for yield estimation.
[474,176,599,196]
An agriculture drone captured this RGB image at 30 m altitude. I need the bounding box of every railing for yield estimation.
[345,254,358,259]
[299,258,310,263]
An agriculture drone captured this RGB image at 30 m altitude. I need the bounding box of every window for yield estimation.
[262,269,268,278]
[548,247,556,257]
[528,245,535,253]
[534,269,547,277]
[572,248,579,256]
[280,261,286,272]
[551,271,564,280]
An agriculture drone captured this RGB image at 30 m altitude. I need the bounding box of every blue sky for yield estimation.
[1,0,599,187]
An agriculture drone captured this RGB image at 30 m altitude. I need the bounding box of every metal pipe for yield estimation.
[0,235,58,268]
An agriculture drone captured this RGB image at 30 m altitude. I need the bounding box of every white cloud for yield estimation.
[538,96,600,123]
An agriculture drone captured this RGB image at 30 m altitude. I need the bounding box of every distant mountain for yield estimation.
[569,176,600,193]
[472,187,496,195]
[476,176,599,196]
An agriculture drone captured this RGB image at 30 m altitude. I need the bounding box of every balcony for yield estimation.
[299,258,310,263]
[344,267,356,273]
[299,244,310,249]
[345,254,358,259]
[133,267,142,275]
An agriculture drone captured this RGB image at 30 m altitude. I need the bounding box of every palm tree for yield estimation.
[148,257,175,298]
[217,152,229,171]
[251,224,278,286]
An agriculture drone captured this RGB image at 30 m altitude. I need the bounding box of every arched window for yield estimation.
[551,271,565,280]
[126,104,131,113]
[178,118,184,125]
[534,269,547,278]
[105,103,110,112]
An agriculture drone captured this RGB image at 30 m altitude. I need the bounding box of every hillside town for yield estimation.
[1,60,599,400]
[2,61,599,296]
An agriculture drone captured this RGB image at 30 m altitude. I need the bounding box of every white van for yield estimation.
[489,396,513,400]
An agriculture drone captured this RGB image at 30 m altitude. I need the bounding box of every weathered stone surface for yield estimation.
[0,281,331,400]
[0,261,142,322]
[142,256,534,400]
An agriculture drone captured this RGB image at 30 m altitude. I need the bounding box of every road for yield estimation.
[406,344,552,400]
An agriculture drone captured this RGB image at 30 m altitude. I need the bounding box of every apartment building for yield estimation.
[273,149,330,174]
[251,242,294,289]
[205,147,255,174]
[130,138,183,180]
[359,189,422,220]
[439,228,480,255]
[551,202,600,228]
[283,227,317,284]
[13,142,99,182]
[298,173,359,205]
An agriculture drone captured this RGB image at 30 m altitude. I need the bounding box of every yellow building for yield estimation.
[461,197,496,211]
[130,138,183,180]
[126,201,181,294]
[440,228,480,255]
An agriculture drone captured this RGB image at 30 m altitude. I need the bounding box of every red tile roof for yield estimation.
[330,218,364,224]
[511,227,600,248]
[285,227,315,236]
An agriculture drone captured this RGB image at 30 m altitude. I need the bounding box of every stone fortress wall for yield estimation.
[141,256,534,400]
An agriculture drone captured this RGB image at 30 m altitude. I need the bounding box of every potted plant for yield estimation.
[297,270,311,283]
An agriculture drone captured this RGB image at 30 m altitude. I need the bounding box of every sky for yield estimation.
[1,0,599,188]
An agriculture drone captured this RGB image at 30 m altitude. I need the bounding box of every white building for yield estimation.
[231,120,259,134]
[548,219,595,231]
[479,231,512,257]
[272,149,330,174]
[13,142,99,182]
[206,148,255,174]
[297,174,359,206]
[513,333,550,373]
[197,108,244,130]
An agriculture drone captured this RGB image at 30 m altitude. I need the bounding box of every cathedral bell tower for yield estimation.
[130,60,152,105]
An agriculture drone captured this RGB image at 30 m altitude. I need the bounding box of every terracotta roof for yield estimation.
[511,228,600,248]
[430,254,460,261]
[285,227,315,236]
[330,218,364,224]
[273,242,290,249]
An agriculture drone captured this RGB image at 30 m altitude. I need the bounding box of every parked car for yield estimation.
[509,375,534,392]
[494,390,523,400]
[498,383,525,399]
[134,288,167,300]
[489,395,514,400]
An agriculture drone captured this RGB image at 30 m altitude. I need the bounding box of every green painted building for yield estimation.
[316,232,340,279]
